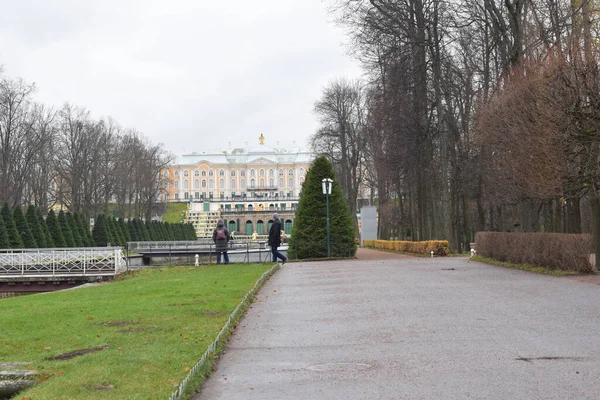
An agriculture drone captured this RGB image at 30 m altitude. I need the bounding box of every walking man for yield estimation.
[269,213,287,264]
[212,219,231,264]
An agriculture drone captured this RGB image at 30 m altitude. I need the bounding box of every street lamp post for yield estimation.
[322,178,333,258]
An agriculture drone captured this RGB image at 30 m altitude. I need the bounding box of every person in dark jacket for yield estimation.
[212,219,231,264]
[268,213,287,264]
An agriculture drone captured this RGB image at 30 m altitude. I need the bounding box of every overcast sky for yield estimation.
[0,0,361,155]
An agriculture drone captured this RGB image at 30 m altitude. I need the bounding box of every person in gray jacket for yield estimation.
[212,219,231,264]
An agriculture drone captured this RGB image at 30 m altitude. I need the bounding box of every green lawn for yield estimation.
[1,264,272,399]
[163,202,188,224]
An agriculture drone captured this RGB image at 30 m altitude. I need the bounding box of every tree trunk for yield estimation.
[591,194,600,270]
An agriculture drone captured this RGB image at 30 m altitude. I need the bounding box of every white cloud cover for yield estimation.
[0,0,361,154]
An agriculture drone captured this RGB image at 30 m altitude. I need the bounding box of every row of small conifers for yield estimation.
[363,232,594,273]
[0,203,196,249]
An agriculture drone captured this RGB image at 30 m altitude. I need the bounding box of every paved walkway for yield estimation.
[195,250,600,399]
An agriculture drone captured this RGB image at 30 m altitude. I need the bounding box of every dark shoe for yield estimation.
[281,258,286,265]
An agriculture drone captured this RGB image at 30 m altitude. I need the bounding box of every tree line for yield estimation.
[0,203,196,249]
[312,0,600,258]
[0,68,171,221]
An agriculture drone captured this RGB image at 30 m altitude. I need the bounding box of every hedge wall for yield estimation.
[363,240,449,256]
[474,232,593,273]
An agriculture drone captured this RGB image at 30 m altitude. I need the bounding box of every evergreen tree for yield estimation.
[81,214,94,246]
[1,203,23,249]
[58,210,76,247]
[27,205,47,248]
[0,216,10,249]
[127,220,138,241]
[73,213,90,247]
[67,212,83,247]
[13,206,37,248]
[38,209,54,248]
[92,214,109,246]
[139,219,150,240]
[111,217,124,245]
[145,221,156,240]
[117,218,130,243]
[188,223,197,240]
[46,210,66,247]
[288,156,356,259]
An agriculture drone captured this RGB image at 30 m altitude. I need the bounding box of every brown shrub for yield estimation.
[475,232,593,273]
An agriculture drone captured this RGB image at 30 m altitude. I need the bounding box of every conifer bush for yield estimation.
[1,203,24,249]
[92,214,108,246]
[288,156,356,259]
[27,205,47,248]
[58,210,76,247]
[38,209,54,248]
[46,210,66,247]
[13,206,37,248]
[0,216,10,249]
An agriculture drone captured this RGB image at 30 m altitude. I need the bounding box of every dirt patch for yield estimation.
[167,303,190,307]
[99,321,139,327]
[45,345,108,361]
[117,326,156,333]
[93,384,115,390]
[201,310,220,316]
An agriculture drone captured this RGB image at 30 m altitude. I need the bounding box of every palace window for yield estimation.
[220,178,224,188]
[209,179,214,189]
[231,179,236,189]
[175,181,180,189]
[300,177,304,185]
[163,171,169,178]
[209,170,214,176]
[241,178,246,188]
[175,170,179,176]
[184,179,189,189]
[250,169,255,177]
[279,169,283,176]
[194,179,199,189]
[241,170,246,177]
[250,179,255,188]
[184,170,189,177]
[288,178,293,187]
[220,169,225,176]
[279,178,284,187]
[202,170,206,177]
[202,179,206,189]
[260,169,265,177]
[260,178,265,188]
[288,169,294,176]
[231,170,236,177]
[194,170,200,177]
[269,178,274,188]
[269,169,274,177]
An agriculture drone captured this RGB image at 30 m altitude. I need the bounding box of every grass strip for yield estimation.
[0,263,272,399]
[471,255,579,276]
[172,262,280,400]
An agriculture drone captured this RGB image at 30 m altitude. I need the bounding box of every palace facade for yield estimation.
[162,135,314,237]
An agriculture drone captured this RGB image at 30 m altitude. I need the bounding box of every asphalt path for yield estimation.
[195,249,600,399]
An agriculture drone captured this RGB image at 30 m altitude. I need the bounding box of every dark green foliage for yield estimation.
[165,223,175,240]
[13,206,37,248]
[139,219,150,240]
[1,203,24,249]
[0,216,10,249]
[92,214,108,247]
[73,213,90,247]
[46,210,66,247]
[58,210,76,247]
[67,212,83,247]
[38,209,54,248]
[118,218,130,243]
[288,156,356,259]
[127,220,138,241]
[146,221,156,241]
[27,205,47,248]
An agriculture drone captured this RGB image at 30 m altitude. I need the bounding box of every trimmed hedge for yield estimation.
[475,232,593,273]
[363,240,449,256]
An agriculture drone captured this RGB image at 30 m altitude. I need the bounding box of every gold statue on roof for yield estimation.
[259,133,265,145]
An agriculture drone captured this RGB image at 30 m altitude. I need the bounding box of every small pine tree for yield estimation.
[27,205,47,248]
[110,217,124,245]
[118,218,130,243]
[13,206,37,248]
[288,156,356,259]
[1,203,24,249]
[46,210,66,247]
[92,215,108,246]
[38,209,55,248]
[67,212,83,247]
[73,213,89,247]
[127,220,137,241]
[58,210,76,247]
[139,219,150,241]
[145,221,156,241]
[0,216,10,249]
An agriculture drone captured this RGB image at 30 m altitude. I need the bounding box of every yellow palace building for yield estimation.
[162,135,314,238]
